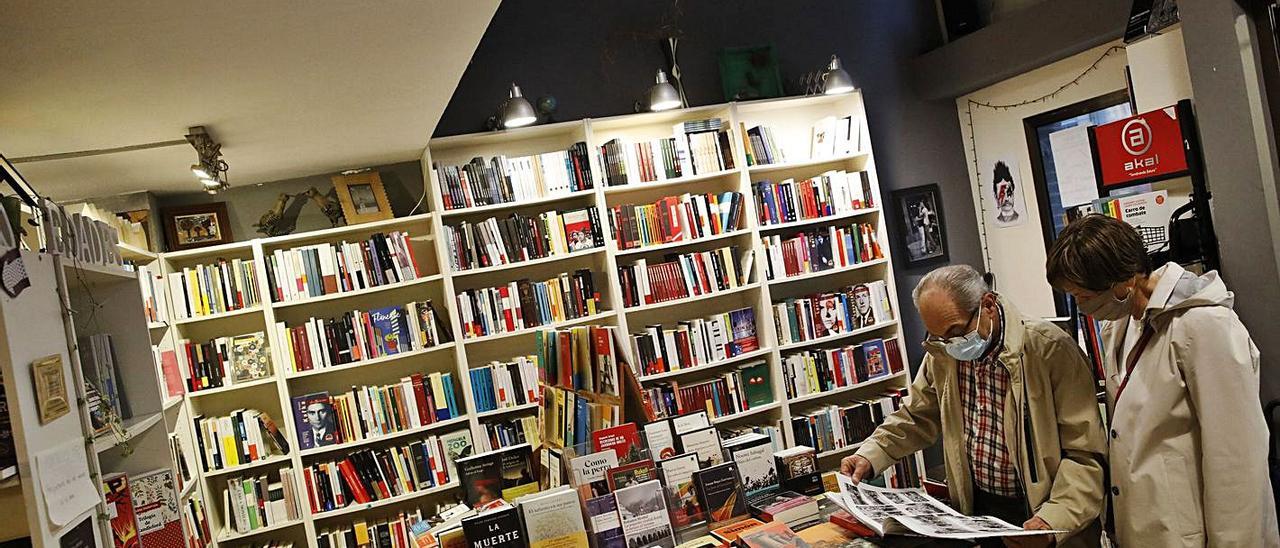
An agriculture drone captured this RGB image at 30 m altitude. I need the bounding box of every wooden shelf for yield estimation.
[449,247,605,278]
[439,189,594,219]
[217,519,305,543]
[270,274,443,309]
[817,442,864,460]
[299,416,470,457]
[757,207,880,233]
[284,342,457,380]
[746,151,869,175]
[786,370,908,406]
[475,401,540,419]
[93,412,164,453]
[260,213,435,247]
[171,305,263,326]
[636,347,774,383]
[777,320,899,352]
[187,376,277,399]
[62,259,136,284]
[614,228,753,257]
[461,310,616,345]
[310,481,460,520]
[204,454,293,478]
[602,168,742,196]
[624,282,760,314]
[710,402,781,425]
[117,242,157,262]
[767,257,889,285]
[147,321,168,330]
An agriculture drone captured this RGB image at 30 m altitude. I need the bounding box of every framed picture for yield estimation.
[332,172,393,225]
[162,202,232,251]
[892,184,949,267]
[31,354,70,424]
[717,44,784,101]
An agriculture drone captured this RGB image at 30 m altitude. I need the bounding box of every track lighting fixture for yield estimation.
[822,55,855,95]
[646,70,683,112]
[186,126,230,193]
[498,83,538,129]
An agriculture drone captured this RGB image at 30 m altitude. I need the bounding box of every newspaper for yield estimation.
[830,474,1064,540]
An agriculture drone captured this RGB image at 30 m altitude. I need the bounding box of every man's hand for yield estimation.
[840,455,872,482]
[1003,516,1055,548]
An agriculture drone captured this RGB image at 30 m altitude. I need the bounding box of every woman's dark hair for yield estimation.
[1046,214,1151,291]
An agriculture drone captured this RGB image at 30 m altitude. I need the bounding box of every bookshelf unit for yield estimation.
[139,91,910,548]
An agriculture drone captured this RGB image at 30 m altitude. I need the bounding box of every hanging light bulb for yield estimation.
[500,83,538,129]
[646,70,682,112]
[822,55,855,95]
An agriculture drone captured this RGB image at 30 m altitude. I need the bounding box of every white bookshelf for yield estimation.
[137,91,910,548]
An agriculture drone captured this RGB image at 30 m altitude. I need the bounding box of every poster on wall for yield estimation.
[988,157,1027,228]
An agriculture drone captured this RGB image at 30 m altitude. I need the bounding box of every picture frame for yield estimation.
[717,44,784,102]
[162,202,233,251]
[31,354,70,424]
[332,172,393,225]
[891,183,949,268]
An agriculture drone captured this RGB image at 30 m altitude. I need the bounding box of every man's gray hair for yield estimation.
[912,264,990,311]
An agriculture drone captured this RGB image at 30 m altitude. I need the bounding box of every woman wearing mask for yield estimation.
[1045,214,1278,547]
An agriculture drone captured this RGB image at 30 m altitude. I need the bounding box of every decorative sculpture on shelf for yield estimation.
[254,187,345,237]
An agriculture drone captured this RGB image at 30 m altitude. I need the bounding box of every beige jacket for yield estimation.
[854,296,1107,547]
[1100,262,1279,547]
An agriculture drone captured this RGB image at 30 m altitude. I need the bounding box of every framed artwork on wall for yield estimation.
[891,184,949,268]
[332,172,393,225]
[162,202,233,251]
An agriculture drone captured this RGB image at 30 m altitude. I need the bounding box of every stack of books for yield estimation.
[455,270,600,339]
[675,118,738,175]
[761,222,883,280]
[175,331,272,393]
[167,258,261,320]
[809,115,860,159]
[302,430,471,513]
[541,384,621,450]
[790,392,900,454]
[192,410,290,472]
[443,207,604,271]
[138,265,168,323]
[435,143,595,210]
[644,360,774,421]
[222,468,302,534]
[597,137,687,186]
[753,170,875,226]
[607,191,745,251]
[773,280,894,345]
[182,493,213,548]
[79,333,126,429]
[617,246,752,308]
[289,375,461,450]
[479,414,542,452]
[469,355,540,413]
[265,231,422,303]
[316,507,449,548]
[782,337,904,398]
[630,307,760,377]
[742,123,788,166]
[276,301,449,374]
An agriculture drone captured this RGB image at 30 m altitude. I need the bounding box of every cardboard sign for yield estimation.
[1093,105,1190,188]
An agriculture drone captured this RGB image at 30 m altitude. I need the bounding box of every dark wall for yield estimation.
[436,0,985,369]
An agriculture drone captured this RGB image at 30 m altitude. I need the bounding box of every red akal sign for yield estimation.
[1094,105,1189,187]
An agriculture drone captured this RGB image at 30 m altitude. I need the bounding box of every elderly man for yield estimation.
[841,265,1106,548]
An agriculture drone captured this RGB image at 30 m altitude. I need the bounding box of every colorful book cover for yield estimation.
[737,520,802,548]
[738,361,773,408]
[693,462,748,525]
[585,494,626,548]
[861,339,889,380]
[727,436,778,500]
[499,444,538,501]
[103,473,141,548]
[657,453,703,528]
[456,451,502,508]
[561,208,597,252]
[461,505,522,548]
[291,392,337,449]
[129,468,184,548]
[570,450,618,499]
[229,332,270,383]
[369,305,410,355]
[774,446,822,496]
[440,429,474,483]
[591,422,642,465]
[518,487,590,548]
[642,419,677,461]
[709,518,764,544]
[728,308,759,353]
[614,480,676,548]
[606,458,655,491]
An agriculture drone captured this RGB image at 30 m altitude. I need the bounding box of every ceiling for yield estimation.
[0,0,499,201]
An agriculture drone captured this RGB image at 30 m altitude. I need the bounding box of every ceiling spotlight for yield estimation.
[499,83,538,129]
[191,164,211,179]
[646,70,683,112]
[822,55,855,95]
[186,125,230,192]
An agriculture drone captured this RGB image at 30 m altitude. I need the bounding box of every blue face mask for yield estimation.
[944,305,990,361]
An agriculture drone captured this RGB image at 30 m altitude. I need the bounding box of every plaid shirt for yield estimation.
[956,305,1020,497]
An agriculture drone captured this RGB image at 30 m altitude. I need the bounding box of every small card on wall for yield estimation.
[988,156,1028,229]
[38,439,99,527]
[32,354,70,424]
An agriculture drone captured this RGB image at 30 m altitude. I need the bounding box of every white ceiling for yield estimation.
[0,0,499,201]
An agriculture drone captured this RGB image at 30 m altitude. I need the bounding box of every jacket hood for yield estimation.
[1149,262,1233,317]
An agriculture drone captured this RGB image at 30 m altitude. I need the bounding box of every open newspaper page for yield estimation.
[830,474,1064,540]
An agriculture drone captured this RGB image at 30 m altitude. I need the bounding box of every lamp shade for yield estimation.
[501,83,538,128]
[647,70,682,112]
[822,55,854,95]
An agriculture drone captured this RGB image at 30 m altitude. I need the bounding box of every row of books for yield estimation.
[289,373,462,451]
[790,391,900,455]
[302,430,473,514]
[773,280,895,346]
[761,222,883,280]
[264,231,422,303]
[782,337,904,398]
[675,118,739,175]
[435,143,594,211]
[102,470,186,548]
[276,301,450,374]
[454,270,600,340]
[315,507,448,548]
[221,468,302,535]
[138,264,168,323]
[597,136,690,186]
[79,333,128,434]
[184,492,214,548]
[644,361,774,421]
[173,331,271,394]
[541,384,621,450]
[533,325,620,396]
[606,191,745,251]
[167,258,262,320]
[617,245,753,308]
[192,409,290,472]
[468,356,540,413]
[478,414,541,453]
[742,123,789,166]
[442,207,603,272]
[753,170,875,226]
[741,114,860,166]
[630,307,760,377]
